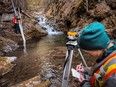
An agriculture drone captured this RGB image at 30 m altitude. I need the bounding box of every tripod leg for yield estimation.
[78,48,88,67]
[63,50,69,68]
[61,50,74,87]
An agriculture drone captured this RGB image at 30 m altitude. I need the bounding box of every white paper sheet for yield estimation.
[71,68,80,78]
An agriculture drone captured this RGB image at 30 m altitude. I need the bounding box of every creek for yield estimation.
[0,34,67,87]
[0,34,94,87]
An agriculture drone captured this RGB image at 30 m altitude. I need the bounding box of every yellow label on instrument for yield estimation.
[67,32,77,37]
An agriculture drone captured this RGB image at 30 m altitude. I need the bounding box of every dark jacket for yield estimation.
[81,42,116,87]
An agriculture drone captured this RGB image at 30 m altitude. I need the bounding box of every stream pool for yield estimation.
[0,34,67,87]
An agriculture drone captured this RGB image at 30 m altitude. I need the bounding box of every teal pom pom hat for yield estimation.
[78,22,110,50]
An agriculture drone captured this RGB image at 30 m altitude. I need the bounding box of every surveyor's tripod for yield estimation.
[61,32,88,87]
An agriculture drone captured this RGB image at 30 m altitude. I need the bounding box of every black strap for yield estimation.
[80,80,89,86]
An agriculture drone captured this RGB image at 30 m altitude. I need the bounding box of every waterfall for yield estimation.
[38,15,63,35]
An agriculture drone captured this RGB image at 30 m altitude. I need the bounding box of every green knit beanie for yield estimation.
[78,22,110,50]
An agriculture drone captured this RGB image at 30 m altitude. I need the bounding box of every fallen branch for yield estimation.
[21,10,32,18]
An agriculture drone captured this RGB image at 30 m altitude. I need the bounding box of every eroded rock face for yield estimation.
[102,16,116,29]
[45,0,85,30]
[94,1,111,18]
[106,0,116,9]
[111,29,116,38]
[43,0,116,36]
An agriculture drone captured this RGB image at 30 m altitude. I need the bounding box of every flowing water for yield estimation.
[38,15,63,35]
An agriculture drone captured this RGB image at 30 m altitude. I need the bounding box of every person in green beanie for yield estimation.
[76,22,116,87]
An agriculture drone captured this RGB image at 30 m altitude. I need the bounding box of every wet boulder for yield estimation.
[12,76,51,87]
[0,56,17,76]
[41,70,56,80]
[1,13,14,22]
[0,36,19,55]
[24,18,48,40]
[40,67,62,87]
[35,24,48,35]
